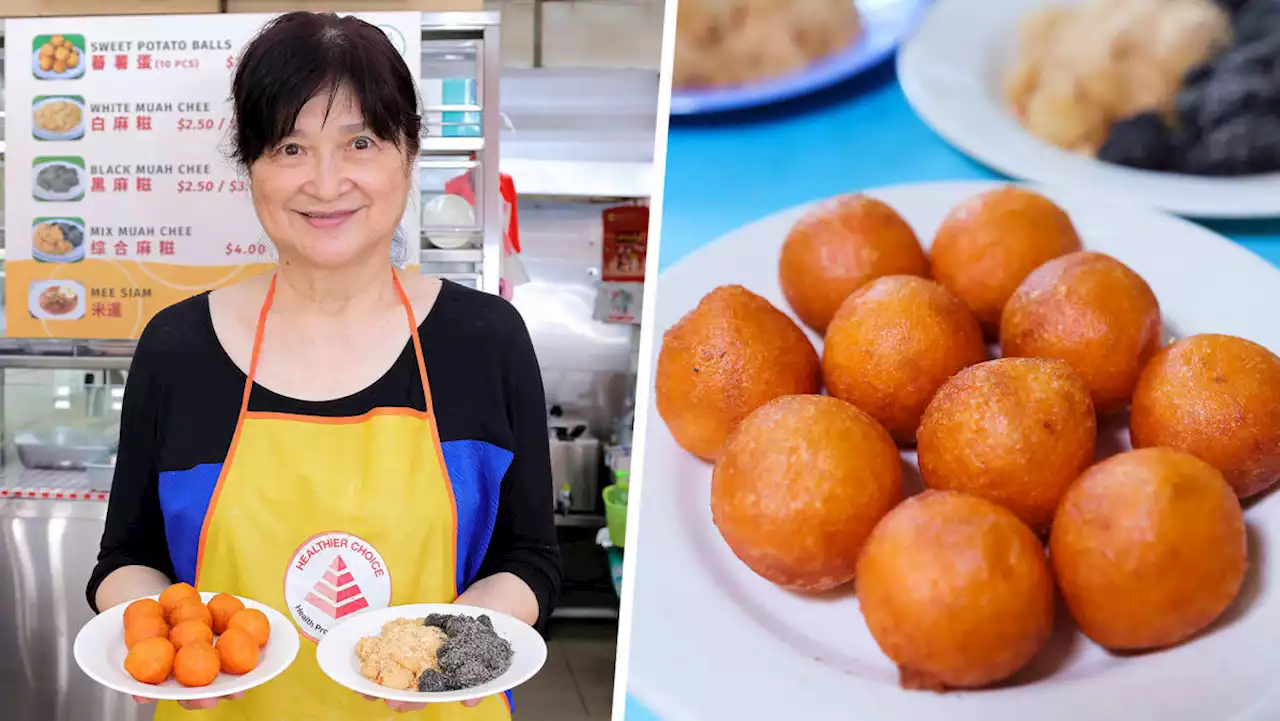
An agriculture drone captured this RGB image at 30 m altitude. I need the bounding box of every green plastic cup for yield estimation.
[603,482,629,549]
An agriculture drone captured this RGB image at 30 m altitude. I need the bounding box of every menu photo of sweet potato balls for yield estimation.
[652,182,1275,692]
[32,33,86,80]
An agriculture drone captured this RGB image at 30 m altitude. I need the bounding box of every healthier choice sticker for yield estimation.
[284,531,392,642]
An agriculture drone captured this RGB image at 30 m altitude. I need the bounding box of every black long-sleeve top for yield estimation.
[86,280,562,627]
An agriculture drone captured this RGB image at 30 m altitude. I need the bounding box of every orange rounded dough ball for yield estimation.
[822,275,987,444]
[1130,334,1280,499]
[169,598,213,628]
[217,627,261,675]
[170,620,215,651]
[173,642,221,687]
[124,636,176,685]
[1001,251,1162,415]
[1050,448,1247,651]
[655,285,821,460]
[711,394,902,593]
[917,357,1096,533]
[227,608,271,648]
[123,598,164,629]
[857,490,1055,690]
[930,186,1082,335]
[207,592,246,635]
[779,194,929,334]
[124,615,170,650]
[159,582,200,619]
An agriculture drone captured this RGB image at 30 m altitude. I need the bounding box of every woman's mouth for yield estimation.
[299,209,358,229]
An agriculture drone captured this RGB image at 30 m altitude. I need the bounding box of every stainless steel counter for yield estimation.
[0,498,149,721]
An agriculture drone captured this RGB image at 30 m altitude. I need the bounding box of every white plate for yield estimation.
[627,180,1280,721]
[422,194,477,249]
[28,279,86,321]
[32,160,87,202]
[74,592,302,701]
[896,0,1280,219]
[32,218,86,264]
[315,603,547,704]
[32,96,87,141]
[32,48,87,81]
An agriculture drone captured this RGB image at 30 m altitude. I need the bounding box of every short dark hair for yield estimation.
[230,12,422,168]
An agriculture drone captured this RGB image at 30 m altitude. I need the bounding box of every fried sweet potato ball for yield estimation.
[917,357,1096,533]
[857,490,1055,690]
[930,186,1082,336]
[711,394,902,592]
[779,194,928,334]
[822,276,987,444]
[1130,334,1280,499]
[1001,251,1162,415]
[1050,448,1247,651]
[656,285,821,460]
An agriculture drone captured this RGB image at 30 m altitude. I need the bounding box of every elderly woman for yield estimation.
[87,12,560,720]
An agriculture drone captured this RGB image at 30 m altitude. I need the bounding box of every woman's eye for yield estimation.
[352,136,373,150]
[279,143,301,157]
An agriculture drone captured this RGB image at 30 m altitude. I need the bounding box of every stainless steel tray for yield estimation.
[84,453,116,491]
[15,423,117,471]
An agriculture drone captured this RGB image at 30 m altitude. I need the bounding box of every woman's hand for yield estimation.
[359,694,481,711]
[132,692,245,709]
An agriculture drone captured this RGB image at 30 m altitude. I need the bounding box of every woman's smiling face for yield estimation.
[248,85,412,269]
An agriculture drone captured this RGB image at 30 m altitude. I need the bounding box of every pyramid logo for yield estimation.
[303,555,370,620]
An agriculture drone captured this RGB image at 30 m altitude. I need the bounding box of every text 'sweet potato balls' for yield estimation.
[1050,448,1247,651]
[917,357,1097,533]
[779,194,929,334]
[1130,334,1280,499]
[856,490,1055,690]
[656,285,821,461]
[208,592,245,635]
[822,275,987,444]
[124,636,176,685]
[929,185,1082,335]
[1001,251,1162,415]
[173,642,221,688]
[711,394,902,593]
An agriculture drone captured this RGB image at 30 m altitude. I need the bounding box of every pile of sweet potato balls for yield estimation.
[655,186,1277,690]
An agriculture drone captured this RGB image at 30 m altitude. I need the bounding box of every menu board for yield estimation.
[4,12,423,339]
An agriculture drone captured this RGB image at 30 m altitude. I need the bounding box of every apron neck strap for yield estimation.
[390,270,432,409]
[240,269,433,416]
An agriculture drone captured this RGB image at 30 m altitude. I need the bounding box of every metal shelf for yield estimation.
[555,513,606,528]
[501,158,651,199]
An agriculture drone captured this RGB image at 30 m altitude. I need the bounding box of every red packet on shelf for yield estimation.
[601,205,649,283]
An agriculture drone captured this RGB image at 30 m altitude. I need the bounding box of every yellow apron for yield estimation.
[156,272,513,720]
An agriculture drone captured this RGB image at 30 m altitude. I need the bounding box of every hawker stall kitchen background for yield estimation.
[0,2,659,720]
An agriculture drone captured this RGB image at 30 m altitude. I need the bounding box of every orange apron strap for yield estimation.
[391,271,433,416]
[194,273,276,583]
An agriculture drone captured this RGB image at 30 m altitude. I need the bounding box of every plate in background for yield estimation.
[897,0,1280,218]
[627,180,1280,721]
[671,0,931,116]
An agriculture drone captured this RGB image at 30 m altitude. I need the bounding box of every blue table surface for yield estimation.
[623,62,1280,721]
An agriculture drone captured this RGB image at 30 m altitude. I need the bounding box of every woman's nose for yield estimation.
[307,153,350,200]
